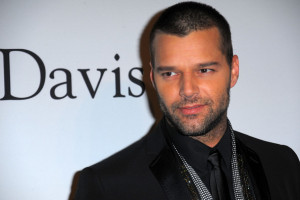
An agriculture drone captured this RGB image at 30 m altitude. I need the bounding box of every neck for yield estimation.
[191,115,228,148]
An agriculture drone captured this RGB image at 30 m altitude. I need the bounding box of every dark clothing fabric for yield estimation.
[75,119,300,200]
[208,151,230,200]
[164,118,234,198]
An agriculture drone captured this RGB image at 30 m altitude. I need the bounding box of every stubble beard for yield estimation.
[158,90,230,137]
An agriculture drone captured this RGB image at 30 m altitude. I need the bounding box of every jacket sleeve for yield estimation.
[74,167,106,200]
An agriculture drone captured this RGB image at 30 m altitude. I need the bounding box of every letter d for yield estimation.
[0,49,46,100]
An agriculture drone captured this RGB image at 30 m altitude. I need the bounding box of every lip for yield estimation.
[179,104,205,115]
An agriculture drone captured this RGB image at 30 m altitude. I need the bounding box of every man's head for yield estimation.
[149,2,239,138]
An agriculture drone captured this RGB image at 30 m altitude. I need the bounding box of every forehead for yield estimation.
[152,28,223,65]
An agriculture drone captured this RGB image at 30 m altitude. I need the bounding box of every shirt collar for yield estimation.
[165,117,232,171]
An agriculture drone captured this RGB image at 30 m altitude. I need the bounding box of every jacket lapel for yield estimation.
[236,135,271,200]
[149,146,193,200]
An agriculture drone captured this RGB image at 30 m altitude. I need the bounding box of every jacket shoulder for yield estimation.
[235,131,299,163]
[235,131,300,199]
[90,122,165,173]
[75,124,167,199]
[235,131,299,160]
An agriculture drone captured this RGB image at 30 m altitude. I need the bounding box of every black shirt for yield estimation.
[164,118,235,199]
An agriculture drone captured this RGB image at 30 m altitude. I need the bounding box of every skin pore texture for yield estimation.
[150,27,239,147]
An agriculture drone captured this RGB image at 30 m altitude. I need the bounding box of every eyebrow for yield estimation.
[155,66,176,72]
[197,61,220,67]
[155,62,220,72]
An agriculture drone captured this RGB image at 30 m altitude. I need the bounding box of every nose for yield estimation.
[179,73,199,99]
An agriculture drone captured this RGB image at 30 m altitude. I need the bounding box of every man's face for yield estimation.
[150,28,239,136]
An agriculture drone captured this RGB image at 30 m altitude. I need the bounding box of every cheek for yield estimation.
[202,77,230,99]
[158,86,176,100]
[156,82,179,104]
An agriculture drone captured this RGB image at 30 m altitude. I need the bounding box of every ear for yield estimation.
[149,62,156,88]
[230,55,239,88]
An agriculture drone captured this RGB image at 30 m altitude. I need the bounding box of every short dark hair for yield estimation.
[150,1,233,67]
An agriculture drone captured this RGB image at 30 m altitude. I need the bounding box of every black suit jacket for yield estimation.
[75,121,300,200]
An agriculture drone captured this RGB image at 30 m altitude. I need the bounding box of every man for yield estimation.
[75,2,300,200]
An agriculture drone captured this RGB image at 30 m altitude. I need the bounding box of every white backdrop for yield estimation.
[1,0,299,199]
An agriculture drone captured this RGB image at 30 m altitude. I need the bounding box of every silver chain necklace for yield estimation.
[173,121,245,200]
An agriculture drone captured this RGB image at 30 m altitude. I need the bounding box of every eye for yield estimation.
[199,69,213,73]
[162,71,177,77]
